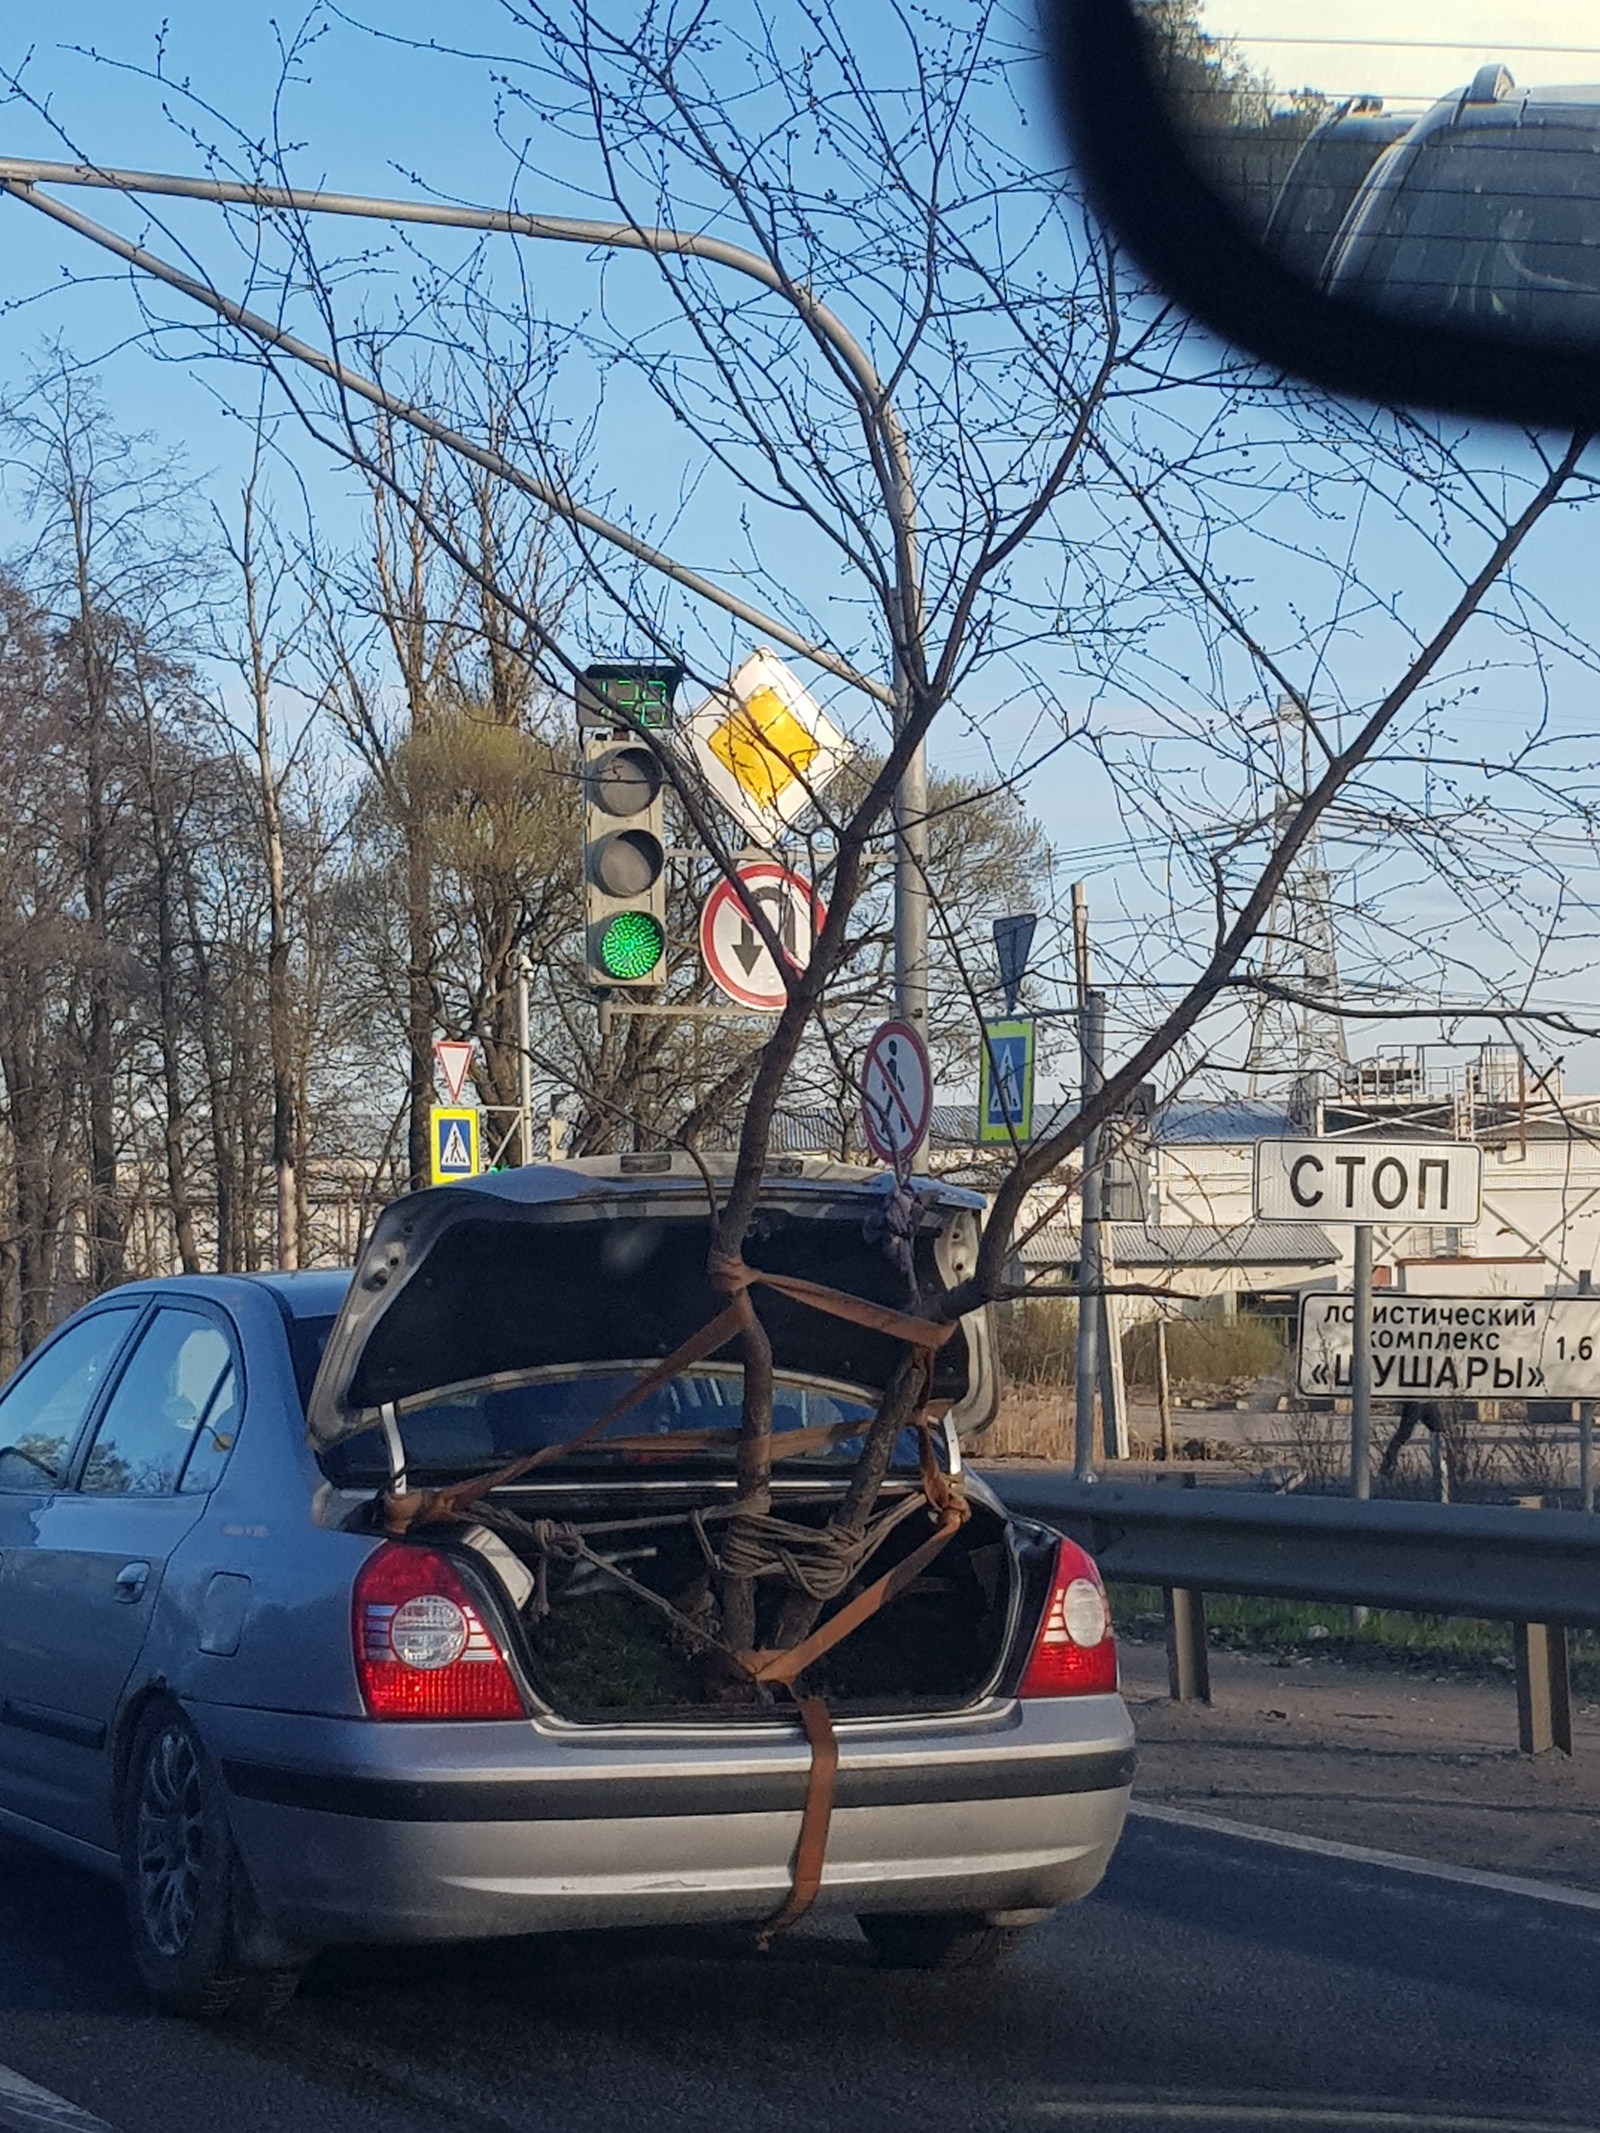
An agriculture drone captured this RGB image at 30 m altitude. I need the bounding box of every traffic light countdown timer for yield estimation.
[577,664,684,990]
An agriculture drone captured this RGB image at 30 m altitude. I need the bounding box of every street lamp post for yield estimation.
[0,157,930,1034]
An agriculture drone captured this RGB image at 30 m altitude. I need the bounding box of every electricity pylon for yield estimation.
[1244,700,1349,1103]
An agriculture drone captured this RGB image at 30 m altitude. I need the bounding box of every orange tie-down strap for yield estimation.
[745,1492,969,1944]
[755,1693,839,1950]
[380,1256,965,1947]
[384,1261,958,1530]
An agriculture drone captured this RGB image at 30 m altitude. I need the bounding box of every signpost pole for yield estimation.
[1351,1224,1374,1500]
[1579,1271,1595,1514]
[1074,988,1106,1481]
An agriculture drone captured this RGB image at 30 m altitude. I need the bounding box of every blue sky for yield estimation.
[4,3,1599,1100]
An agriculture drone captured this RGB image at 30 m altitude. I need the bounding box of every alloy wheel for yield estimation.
[135,1724,207,1958]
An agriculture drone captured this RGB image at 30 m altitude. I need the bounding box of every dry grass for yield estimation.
[1122,1314,1285,1392]
[997,1299,1285,1403]
[981,1386,1078,1462]
[1278,1405,1351,1488]
[995,1298,1078,1387]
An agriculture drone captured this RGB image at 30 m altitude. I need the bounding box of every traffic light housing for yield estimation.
[577,662,684,732]
[582,733,668,988]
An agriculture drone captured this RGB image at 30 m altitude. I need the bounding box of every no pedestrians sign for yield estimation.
[859,1019,932,1168]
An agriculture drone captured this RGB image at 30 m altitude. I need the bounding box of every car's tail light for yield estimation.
[354,1543,526,1719]
[1017,1537,1117,1697]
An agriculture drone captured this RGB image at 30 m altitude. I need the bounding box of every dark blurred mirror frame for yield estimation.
[1042,0,1600,429]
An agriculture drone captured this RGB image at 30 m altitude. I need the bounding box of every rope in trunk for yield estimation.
[692,1489,931,1602]
[377,1256,971,1943]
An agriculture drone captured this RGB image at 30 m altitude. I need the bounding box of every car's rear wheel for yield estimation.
[857,1911,1023,1971]
[120,1701,302,2021]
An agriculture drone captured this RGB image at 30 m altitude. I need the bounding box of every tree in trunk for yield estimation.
[8,6,1600,1681]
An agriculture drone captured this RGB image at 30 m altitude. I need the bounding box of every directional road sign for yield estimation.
[1255,1138,1482,1225]
[429,1106,481,1186]
[979,1018,1035,1144]
[699,861,826,1011]
[684,648,846,844]
[433,1038,475,1105]
[1298,1293,1600,1401]
[860,1018,933,1168]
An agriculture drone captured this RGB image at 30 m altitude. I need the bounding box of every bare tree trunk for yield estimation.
[78,649,124,1288]
[2,1048,58,1351]
[239,488,300,1269]
[404,820,435,1192]
[180,860,240,1272]
[152,847,201,1274]
[135,678,202,1275]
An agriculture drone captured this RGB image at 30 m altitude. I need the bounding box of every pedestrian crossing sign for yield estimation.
[429,1106,481,1185]
[979,1019,1035,1144]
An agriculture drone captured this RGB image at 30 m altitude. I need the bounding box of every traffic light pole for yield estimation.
[0,158,930,1037]
[516,954,534,1166]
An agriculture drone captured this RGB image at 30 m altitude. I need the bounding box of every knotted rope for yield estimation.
[698,1490,929,1603]
[375,1247,973,1946]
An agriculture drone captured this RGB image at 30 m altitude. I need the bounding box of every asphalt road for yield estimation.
[2,1814,1598,2133]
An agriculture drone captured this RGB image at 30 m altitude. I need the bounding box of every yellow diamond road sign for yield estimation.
[686,648,845,843]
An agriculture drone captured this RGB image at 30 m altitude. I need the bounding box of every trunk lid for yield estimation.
[305,1154,997,1455]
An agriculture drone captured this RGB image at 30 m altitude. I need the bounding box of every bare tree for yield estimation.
[2,5,1598,1686]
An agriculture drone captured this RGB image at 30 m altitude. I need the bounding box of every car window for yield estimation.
[286,1315,336,1413]
[1336,134,1600,339]
[319,1368,934,1486]
[79,1309,234,1497]
[178,1364,240,1495]
[0,1308,141,1491]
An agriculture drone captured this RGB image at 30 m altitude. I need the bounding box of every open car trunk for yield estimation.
[311,1156,1013,1722]
[450,1479,1024,1724]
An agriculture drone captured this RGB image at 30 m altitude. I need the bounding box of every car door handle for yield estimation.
[114,1561,151,1604]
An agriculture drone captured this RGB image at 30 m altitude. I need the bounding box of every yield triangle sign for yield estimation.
[433,1038,474,1104]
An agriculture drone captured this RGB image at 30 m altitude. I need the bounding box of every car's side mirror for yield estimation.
[1042,0,1600,428]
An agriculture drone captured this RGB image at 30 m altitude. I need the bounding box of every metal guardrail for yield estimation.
[977,1468,1597,1755]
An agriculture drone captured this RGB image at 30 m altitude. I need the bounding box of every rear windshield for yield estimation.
[287,1316,337,1414]
[1337,131,1600,339]
[319,1368,933,1486]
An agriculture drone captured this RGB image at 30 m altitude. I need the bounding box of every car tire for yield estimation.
[119,1700,302,2021]
[857,1912,1022,1971]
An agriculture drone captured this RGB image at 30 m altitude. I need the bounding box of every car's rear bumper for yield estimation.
[195,1693,1134,1945]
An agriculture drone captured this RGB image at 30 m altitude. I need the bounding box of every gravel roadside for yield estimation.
[1118,1635,1600,1891]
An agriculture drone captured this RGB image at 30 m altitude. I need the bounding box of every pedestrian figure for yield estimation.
[1379,1397,1446,1480]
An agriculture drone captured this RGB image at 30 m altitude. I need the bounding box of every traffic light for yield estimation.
[577,663,683,992]
[582,733,668,988]
[577,662,684,732]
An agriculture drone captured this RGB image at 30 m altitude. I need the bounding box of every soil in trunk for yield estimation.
[473,1487,1016,1722]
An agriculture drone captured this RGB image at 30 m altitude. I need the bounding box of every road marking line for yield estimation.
[1131,1799,1600,1914]
[1034,2101,1600,2130]
[0,2063,118,2133]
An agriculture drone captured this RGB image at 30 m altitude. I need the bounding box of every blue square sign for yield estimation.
[430,1106,481,1185]
[979,1019,1035,1144]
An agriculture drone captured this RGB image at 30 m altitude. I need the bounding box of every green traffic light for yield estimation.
[599,909,665,980]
